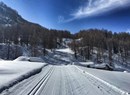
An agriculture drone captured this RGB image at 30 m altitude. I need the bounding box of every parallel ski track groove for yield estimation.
[27,67,54,95]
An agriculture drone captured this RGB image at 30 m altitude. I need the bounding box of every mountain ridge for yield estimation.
[0,2,47,30]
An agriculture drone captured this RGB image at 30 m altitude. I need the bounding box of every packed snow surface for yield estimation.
[78,66,130,93]
[1,65,130,95]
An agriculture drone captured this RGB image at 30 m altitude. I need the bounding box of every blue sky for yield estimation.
[1,0,130,33]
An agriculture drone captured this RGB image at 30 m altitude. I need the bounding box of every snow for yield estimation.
[0,60,46,92]
[76,66,130,95]
[93,63,108,68]
[79,62,94,66]
[79,62,113,70]
[0,58,4,61]
[2,64,130,95]
[78,66,130,93]
[13,56,30,61]
[56,48,74,54]
[14,56,44,62]
[62,38,72,44]
[0,47,130,95]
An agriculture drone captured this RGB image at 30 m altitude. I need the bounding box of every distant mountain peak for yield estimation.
[0,1,6,6]
[0,2,25,26]
[0,2,46,30]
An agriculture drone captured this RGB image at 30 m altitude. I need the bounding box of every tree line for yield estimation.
[1,24,130,66]
[69,29,130,66]
[0,23,72,57]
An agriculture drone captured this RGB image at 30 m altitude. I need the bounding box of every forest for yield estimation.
[0,24,130,67]
[70,29,130,67]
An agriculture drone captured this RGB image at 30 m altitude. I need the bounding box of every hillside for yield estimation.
[0,2,72,59]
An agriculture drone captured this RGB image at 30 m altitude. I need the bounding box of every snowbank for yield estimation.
[78,62,113,70]
[0,60,46,93]
[13,56,30,61]
[90,63,113,70]
[14,56,44,62]
[79,62,94,66]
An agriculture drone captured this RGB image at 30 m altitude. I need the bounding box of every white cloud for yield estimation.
[58,15,77,23]
[71,0,130,19]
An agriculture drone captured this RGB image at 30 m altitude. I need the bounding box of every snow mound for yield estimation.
[78,62,113,70]
[92,63,109,68]
[86,63,113,70]
[79,62,94,66]
[14,56,44,62]
[0,61,46,93]
[13,56,30,61]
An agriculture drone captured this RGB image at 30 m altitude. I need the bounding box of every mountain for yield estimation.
[0,2,27,27]
[0,1,46,30]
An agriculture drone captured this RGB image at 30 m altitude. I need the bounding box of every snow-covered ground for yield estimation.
[79,62,94,66]
[78,66,130,94]
[2,65,130,95]
[0,48,130,95]
[56,48,74,54]
[14,56,44,62]
[0,60,46,92]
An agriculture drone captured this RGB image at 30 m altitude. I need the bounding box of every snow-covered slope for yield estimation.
[42,48,84,65]
[14,56,44,62]
[0,60,46,92]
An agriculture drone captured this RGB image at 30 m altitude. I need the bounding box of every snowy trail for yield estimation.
[1,65,53,95]
[1,48,130,95]
[75,66,130,95]
[1,65,127,95]
[27,66,54,95]
[78,66,130,93]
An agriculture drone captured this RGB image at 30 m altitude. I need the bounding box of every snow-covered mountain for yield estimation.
[0,2,45,28]
[0,2,26,26]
